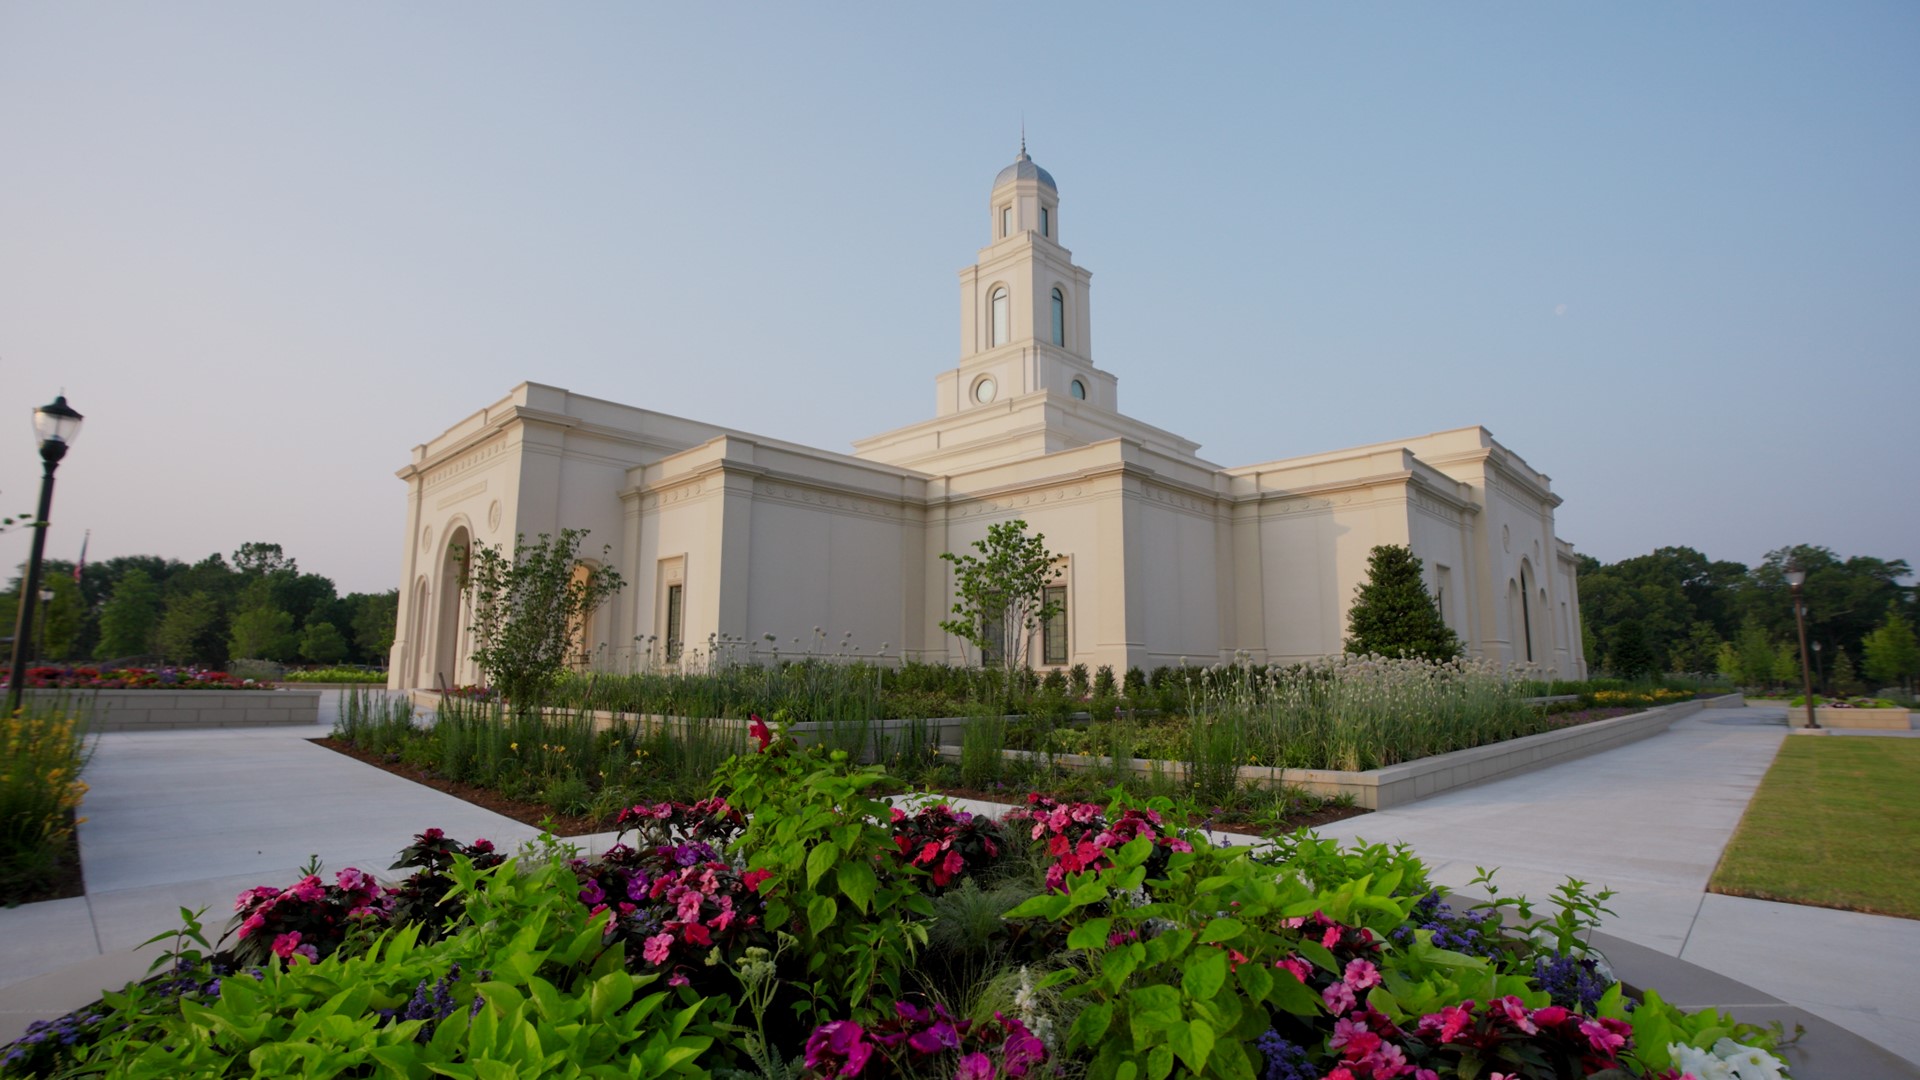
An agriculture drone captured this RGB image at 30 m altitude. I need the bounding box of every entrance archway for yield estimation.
[433,526,472,688]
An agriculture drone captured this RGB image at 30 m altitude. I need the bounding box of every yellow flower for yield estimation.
[509,742,519,752]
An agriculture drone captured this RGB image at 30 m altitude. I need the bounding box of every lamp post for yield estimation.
[37,587,53,663]
[1785,566,1818,730]
[6,395,84,715]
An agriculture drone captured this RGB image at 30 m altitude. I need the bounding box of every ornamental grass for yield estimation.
[0,699,93,902]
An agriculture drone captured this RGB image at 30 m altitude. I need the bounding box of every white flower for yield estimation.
[1711,1038,1786,1080]
[1669,1043,1734,1080]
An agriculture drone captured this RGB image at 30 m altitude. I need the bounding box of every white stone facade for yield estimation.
[390,150,1586,690]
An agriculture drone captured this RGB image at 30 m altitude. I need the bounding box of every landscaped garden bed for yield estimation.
[3,722,1798,1079]
[0,701,91,906]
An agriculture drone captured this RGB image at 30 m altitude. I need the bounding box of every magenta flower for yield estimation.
[642,932,673,965]
[1323,981,1357,1015]
[953,1053,995,1080]
[804,1021,872,1077]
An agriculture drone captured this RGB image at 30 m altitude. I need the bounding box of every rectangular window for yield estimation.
[980,609,1005,668]
[664,583,683,663]
[1040,207,1050,237]
[1000,205,1011,237]
[1042,585,1068,666]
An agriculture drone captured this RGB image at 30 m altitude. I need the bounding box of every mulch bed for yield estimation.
[899,782,1370,838]
[310,738,612,836]
[313,737,1369,846]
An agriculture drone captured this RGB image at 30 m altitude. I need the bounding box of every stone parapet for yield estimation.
[22,689,321,731]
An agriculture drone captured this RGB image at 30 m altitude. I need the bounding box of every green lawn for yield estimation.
[1710,737,1920,919]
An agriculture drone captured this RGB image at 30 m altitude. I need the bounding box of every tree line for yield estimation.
[1578,543,1918,691]
[2,541,397,668]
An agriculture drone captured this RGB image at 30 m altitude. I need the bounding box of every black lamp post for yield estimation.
[1785,566,1818,730]
[6,395,84,715]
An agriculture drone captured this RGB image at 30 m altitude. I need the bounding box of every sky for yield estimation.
[1,4,1915,596]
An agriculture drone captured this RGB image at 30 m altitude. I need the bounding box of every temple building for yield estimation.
[390,148,1586,689]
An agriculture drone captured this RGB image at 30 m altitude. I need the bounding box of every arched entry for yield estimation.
[433,526,472,688]
[409,576,431,687]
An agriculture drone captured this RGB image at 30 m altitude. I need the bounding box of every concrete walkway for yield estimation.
[2,695,1916,1068]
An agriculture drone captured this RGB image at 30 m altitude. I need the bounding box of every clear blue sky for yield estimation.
[2,4,1915,595]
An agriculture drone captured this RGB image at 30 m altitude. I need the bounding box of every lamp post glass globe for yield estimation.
[32,395,84,452]
[1785,568,1807,589]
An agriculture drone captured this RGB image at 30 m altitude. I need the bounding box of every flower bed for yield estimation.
[3,723,1796,1079]
[6,665,248,690]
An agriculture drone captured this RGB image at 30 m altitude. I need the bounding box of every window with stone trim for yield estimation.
[1042,584,1068,666]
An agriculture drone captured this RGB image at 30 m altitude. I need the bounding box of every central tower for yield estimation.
[940,143,1114,416]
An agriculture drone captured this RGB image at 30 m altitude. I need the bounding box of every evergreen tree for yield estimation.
[1829,648,1860,696]
[1606,617,1657,678]
[1343,545,1461,663]
[96,568,162,658]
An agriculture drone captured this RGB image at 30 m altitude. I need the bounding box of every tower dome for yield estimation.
[993,143,1056,191]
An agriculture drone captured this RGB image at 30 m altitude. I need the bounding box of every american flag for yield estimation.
[73,530,88,583]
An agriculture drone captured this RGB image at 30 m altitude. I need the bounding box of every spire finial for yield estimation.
[1020,117,1027,159]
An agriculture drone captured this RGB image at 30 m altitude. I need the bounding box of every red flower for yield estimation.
[748,714,772,752]
[743,869,773,892]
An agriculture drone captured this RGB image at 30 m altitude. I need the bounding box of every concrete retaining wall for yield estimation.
[940,697,1717,810]
[24,689,321,731]
[1790,705,1912,730]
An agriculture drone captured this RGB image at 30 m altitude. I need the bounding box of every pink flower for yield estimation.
[1276,956,1312,983]
[954,1053,996,1080]
[287,875,324,903]
[1323,925,1344,949]
[1361,1042,1410,1078]
[1343,958,1381,989]
[1330,1017,1377,1055]
[1579,1017,1629,1058]
[643,932,674,965]
[804,1021,872,1077]
[1416,1071,1440,1080]
[270,932,303,960]
[1490,995,1537,1035]
[1323,981,1357,1015]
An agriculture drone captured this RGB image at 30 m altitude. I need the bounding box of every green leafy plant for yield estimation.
[712,728,933,1024]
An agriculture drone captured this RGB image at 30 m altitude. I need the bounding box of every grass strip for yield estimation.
[1710,736,1920,919]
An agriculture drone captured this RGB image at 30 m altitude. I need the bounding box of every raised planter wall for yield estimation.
[1791,705,1912,730]
[23,688,321,732]
[938,697,1718,810]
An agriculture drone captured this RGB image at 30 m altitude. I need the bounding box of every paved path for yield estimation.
[2,695,1916,1067]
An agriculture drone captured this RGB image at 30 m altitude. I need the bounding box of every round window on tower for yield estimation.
[974,376,997,404]
[1069,379,1086,400]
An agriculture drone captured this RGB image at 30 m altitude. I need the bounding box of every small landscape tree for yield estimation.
[1608,618,1656,680]
[228,603,297,662]
[298,620,350,665]
[939,519,1062,676]
[463,529,624,709]
[1343,545,1461,663]
[1862,604,1920,693]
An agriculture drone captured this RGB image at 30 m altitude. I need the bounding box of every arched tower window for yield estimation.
[991,286,1009,347]
[1050,288,1065,346]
